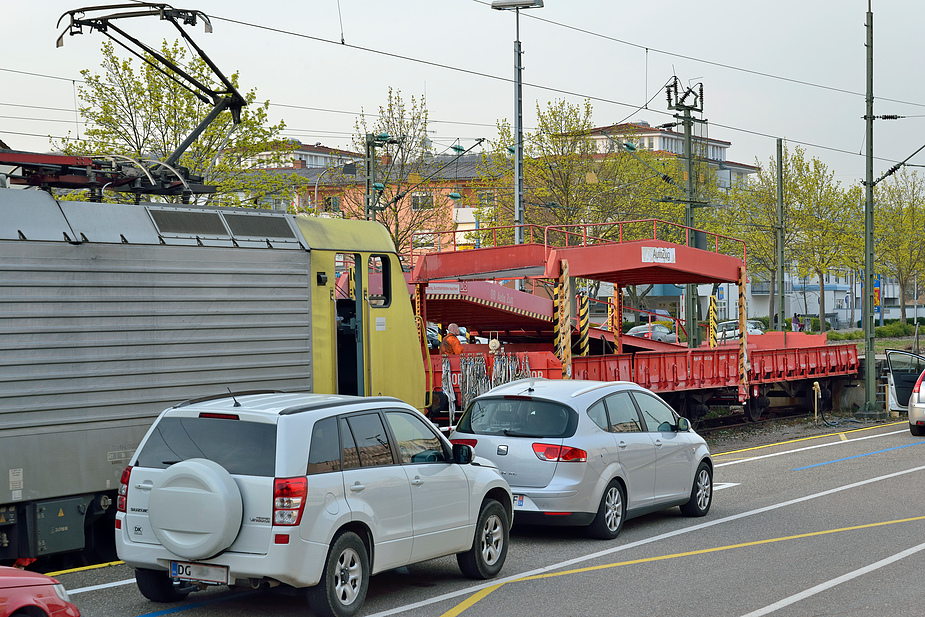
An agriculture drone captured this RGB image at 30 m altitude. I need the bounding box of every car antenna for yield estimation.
[227,387,241,407]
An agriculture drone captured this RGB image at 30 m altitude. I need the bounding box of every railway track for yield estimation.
[695,405,820,435]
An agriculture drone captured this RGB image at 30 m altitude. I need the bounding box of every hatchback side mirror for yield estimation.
[677,417,691,432]
[453,443,474,465]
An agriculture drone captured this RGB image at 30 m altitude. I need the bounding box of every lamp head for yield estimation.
[491,0,543,9]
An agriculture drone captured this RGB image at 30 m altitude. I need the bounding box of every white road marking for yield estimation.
[365,464,925,617]
[738,540,925,617]
[69,432,915,606]
[715,429,908,467]
[713,482,739,491]
[70,578,135,595]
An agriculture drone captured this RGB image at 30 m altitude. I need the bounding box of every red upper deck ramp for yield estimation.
[409,220,746,345]
[411,220,745,287]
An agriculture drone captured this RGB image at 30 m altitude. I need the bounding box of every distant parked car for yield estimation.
[716,320,764,342]
[626,323,679,343]
[637,309,672,324]
[426,324,440,349]
[450,379,713,541]
[0,566,80,616]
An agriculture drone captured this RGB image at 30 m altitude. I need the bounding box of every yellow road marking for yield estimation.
[841,433,848,441]
[440,514,925,616]
[713,421,905,457]
[45,560,124,577]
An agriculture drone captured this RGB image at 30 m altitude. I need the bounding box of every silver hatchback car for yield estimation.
[449,379,712,539]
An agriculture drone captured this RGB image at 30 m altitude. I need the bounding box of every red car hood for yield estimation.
[0,566,61,589]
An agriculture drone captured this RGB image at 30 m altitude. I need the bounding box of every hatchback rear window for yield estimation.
[135,417,277,476]
[456,398,578,438]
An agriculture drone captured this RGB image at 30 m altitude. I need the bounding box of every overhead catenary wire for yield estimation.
[3,7,922,171]
[204,13,915,168]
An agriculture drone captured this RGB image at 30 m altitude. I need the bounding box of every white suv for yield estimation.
[115,392,512,617]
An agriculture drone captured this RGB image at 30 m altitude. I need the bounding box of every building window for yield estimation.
[411,191,434,211]
[323,195,340,212]
[477,191,495,210]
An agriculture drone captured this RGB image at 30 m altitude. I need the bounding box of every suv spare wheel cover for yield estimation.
[148,458,244,560]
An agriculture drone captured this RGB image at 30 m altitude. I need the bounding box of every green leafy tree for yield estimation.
[876,169,925,323]
[786,147,860,331]
[725,144,861,331]
[338,88,454,254]
[474,100,683,238]
[473,99,684,313]
[55,40,302,207]
[725,146,799,322]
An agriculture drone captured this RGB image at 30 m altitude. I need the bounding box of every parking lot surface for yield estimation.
[52,420,923,617]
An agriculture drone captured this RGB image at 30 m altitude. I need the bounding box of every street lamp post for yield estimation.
[491,0,543,246]
[313,161,356,213]
[314,167,333,211]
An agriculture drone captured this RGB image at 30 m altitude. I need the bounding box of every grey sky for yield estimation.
[3,1,922,186]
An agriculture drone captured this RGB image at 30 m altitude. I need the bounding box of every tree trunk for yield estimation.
[768,271,777,330]
[899,277,908,324]
[817,270,827,333]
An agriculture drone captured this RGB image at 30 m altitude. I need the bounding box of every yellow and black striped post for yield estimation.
[708,295,717,348]
[558,260,572,378]
[552,281,561,359]
[737,266,749,401]
[612,285,623,354]
[578,292,589,357]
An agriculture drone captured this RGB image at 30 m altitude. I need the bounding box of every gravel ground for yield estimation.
[703,411,903,453]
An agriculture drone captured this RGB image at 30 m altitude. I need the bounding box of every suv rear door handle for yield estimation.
[411,476,424,486]
[135,480,154,491]
[350,482,365,492]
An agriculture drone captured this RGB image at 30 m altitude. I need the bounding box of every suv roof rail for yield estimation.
[173,390,290,408]
[279,396,404,416]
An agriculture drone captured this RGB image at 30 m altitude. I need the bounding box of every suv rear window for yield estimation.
[456,398,578,438]
[134,417,277,476]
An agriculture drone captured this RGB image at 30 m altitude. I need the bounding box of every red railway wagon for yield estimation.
[429,334,859,425]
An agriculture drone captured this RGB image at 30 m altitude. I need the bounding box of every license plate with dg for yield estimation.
[170,561,229,584]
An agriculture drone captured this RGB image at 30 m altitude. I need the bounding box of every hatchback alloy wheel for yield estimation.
[602,485,623,531]
[588,481,625,540]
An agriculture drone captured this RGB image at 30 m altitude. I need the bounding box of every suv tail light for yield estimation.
[117,466,132,513]
[451,438,478,448]
[532,444,587,462]
[274,477,308,525]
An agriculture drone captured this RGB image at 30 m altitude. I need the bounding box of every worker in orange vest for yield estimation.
[441,323,464,355]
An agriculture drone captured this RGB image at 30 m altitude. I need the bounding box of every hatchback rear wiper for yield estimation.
[503,429,546,437]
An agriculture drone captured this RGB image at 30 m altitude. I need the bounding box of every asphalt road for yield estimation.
[53,420,925,617]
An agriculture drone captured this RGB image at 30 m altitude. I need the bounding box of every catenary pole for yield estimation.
[864,1,879,415]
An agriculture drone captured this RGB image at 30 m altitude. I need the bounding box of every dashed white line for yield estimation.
[365,464,925,617]
[715,429,908,467]
[739,540,925,616]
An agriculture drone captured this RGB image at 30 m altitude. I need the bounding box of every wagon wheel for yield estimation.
[683,399,707,430]
[743,399,763,422]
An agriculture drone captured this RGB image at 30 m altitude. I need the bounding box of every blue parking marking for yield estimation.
[137,590,256,616]
[792,441,925,471]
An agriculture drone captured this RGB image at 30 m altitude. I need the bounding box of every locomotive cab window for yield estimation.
[368,255,391,307]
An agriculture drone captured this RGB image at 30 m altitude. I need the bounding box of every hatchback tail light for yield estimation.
[274,477,308,525]
[117,466,132,513]
[451,438,478,448]
[532,444,587,462]
[913,370,925,396]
